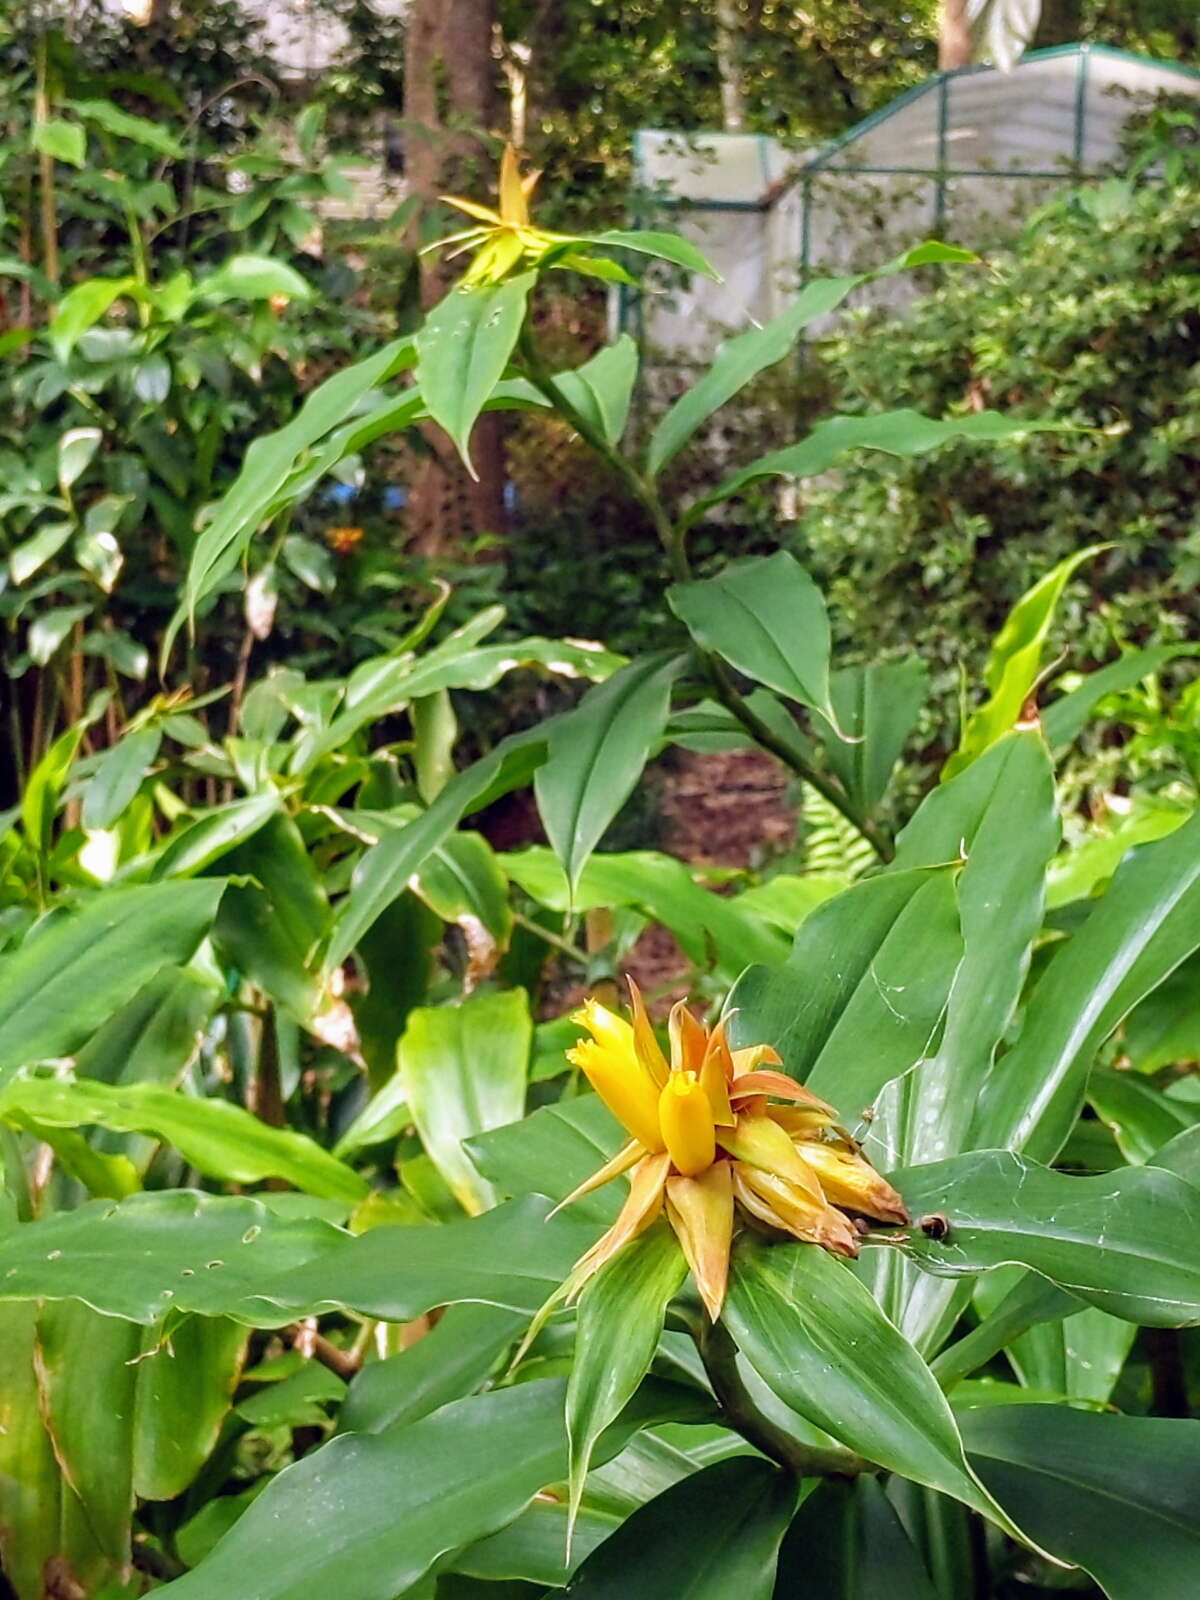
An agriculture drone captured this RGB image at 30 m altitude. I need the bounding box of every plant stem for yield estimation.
[515,329,894,859]
[697,1315,870,1479]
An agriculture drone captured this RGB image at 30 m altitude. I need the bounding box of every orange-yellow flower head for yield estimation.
[557,980,909,1320]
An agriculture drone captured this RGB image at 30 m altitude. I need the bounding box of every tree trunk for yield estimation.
[404,0,507,559]
[714,0,746,132]
[939,0,972,69]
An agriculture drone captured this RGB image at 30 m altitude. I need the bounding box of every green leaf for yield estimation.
[0,1192,343,1324]
[151,791,281,879]
[566,1224,687,1536]
[154,1380,642,1600]
[192,254,313,305]
[327,729,548,970]
[70,98,184,156]
[980,805,1200,1160]
[76,967,219,1087]
[550,335,639,447]
[82,726,162,831]
[32,118,86,167]
[416,274,534,473]
[534,652,681,896]
[0,881,225,1078]
[339,1302,525,1435]
[467,1093,625,1226]
[1045,795,1190,911]
[0,1078,367,1202]
[775,1477,937,1600]
[681,410,1063,530]
[648,275,864,476]
[1042,643,1200,750]
[580,229,719,280]
[399,990,531,1213]
[945,545,1108,778]
[35,1300,140,1562]
[730,868,962,1117]
[1087,1067,1198,1164]
[564,1457,795,1598]
[668,552,834,721]
[896,1149,1200,1325]
[9,518,75,584]
[50,279,139,363]
[502,847,787,980]
[725,1235,1032,1544]
[133,1316,247,1501]
[963,1406,1200,1600]
[21,722,83,857]
[28,604,91,666]
[172,337,414,647]
[814,657,929,817]
[409,830,513,961]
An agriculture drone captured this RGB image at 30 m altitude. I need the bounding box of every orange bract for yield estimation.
[559,979,909,1319]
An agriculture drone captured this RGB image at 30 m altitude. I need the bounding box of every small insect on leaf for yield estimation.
[919,1212,951,1241]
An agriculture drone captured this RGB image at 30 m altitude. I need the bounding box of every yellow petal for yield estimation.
[730,1044,782,1076]
[766,1104,838,1138]
[627,977,669,1087]
[658,1071,716,1177]
[567,1038,665,1153]
[666,1164,733,1321]
[546,1137,644,1218]
[717,1110,823,1198]
[440,194,503,225]
[699,1020,736,1128]
[566,1151,671,1297]
[499,143,529,226]
[668,1001,708,1075]
[732,1165,859,1257]
[795,1142,910,1225]
[729,1069,836,1116]
[570,998,664,1151]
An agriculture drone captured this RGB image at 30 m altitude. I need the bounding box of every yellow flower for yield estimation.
[557,981,909,1320]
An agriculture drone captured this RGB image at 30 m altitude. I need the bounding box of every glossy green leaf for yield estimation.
[1005,1301,1136,1408]
[71,97,183,156]
[50,280,138,362]
[1087,1067,1198,1164]
[681,410,1062,529]
[193,254,313,305]
[332,1069,411,1157]
[0,1078,367,1201]
[1045,795,1190,910]
[173,337,414,644]
[467,1093,625,1225]
[646,244,979,480]
[81,725,162,831]
[76,966,219,1087]
[565,1457,794,1598]
[21,722,83,857]
[551,336,638,447]
[1122,950,1200,1072]
[133,1316,248,1501]
[963,1406,1200,1599]
[501,847,787,980]
[567,1224,687,1534]
[730,868,962,1117]
[410,830,513,960]
[327,727,548,970]
[814,657,929,817]
[930,1273,1079,1391]
[451,1497,618,1588]
[980,805,1200,1160]
[0,1303,108,1600]
[35,1300,140,1561]
[580,228,719,279]
[236,1360,345,1428]
[535,652,681,896]
[945,545,1107,778]
[668,552,833,720]
[28,604,90,666]
[1150,1123,1200,1186]
[152,791,281,879]
[0,881,225,1077]
[725,1235,1031,1544]
[32,117,86,167]
[775,1476,937,1600]
[416,274,534,471]
[339,1303,525,1435]
[400,989,531,1212]
[896,1149,1200,1325]
[0,1192,343,1324]
[1042,642,1200,750]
